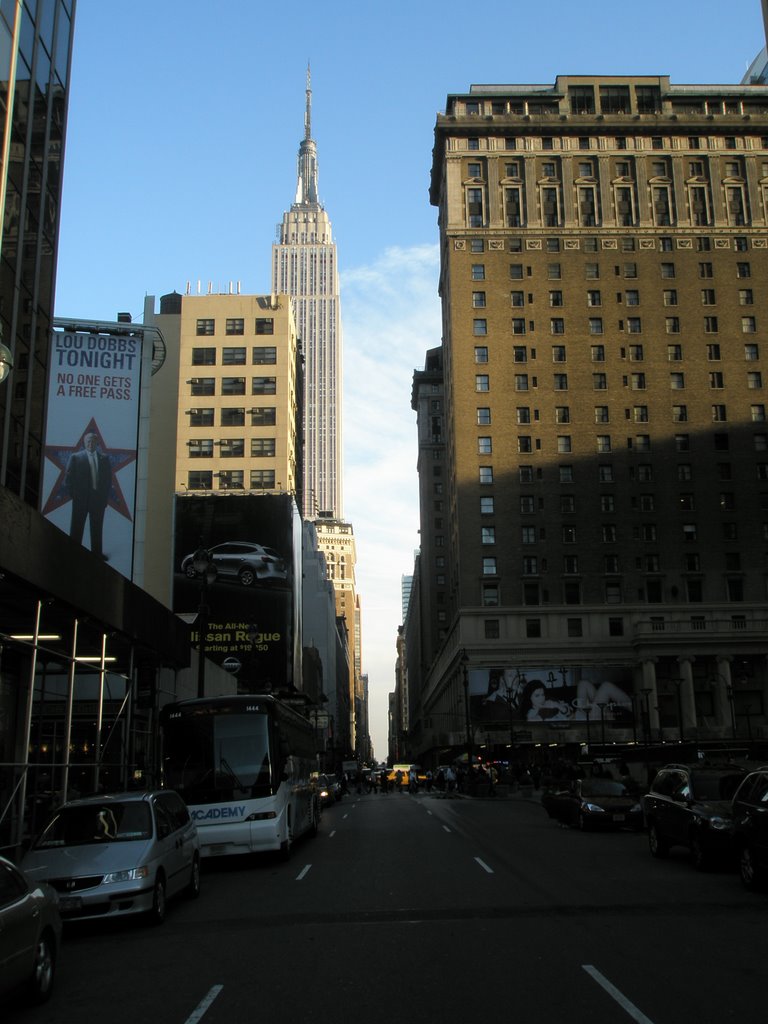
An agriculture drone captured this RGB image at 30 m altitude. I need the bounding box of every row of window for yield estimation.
[492,520,754,549]
[191,346,277,365]
[478,401,768,427]
[479,550,744,575]
[461,87,761,119]
[479,459,768,487]
[475,574,748,605]
[187,470,277,490]
[474,373,766,397]
[188,376,279,396]
[195,318,274,337]
[481,611,750,642]
[474,156,757,182]
[459,125,767,147]
[467,234,751,255]
[474,343,761,364]
[186,407,276,427]
[187,438,276,458]
[477,429,768,455]
[466,181,760,229]
[474,286,758,309]
[472,315,760,335]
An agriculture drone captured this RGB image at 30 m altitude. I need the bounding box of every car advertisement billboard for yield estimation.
[468,665,635,728]
[39,330,143,577]
[173,493,302,693]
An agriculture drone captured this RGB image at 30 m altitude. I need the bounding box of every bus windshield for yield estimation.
[163,711,274,804]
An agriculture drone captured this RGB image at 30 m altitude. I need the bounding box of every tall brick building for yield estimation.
[409,76,768,765]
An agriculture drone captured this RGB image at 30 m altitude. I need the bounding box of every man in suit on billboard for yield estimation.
[65,432,112,559]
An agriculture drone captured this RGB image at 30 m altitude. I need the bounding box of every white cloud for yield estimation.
[340,244,441,759]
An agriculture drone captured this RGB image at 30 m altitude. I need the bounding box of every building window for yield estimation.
[472,291,486,308]
[255,317,274,335]
[480,496,495,514]
[482,584,499,607]
[252,346,277,364]
[515,375,529,391]
[593,373,607,390]
[250,469,276,489]
[251,407,276,426]
[221,377,246,395]
[188,439,213,459]
[663,289,678,307]
[595,405,609,423]
[479,466,494,484]
[552,345,567,363]
[482,557,498,576]
[196,319,215,336]
[474,346,489,364]
[511,318,526,335]
[217,470,244,490]
[221,347,246,365]
[225,318,244,336]
[219,439,245,459]
[220,408,245,426]
[473,319,487,336]
[188,470,213,489]
[189,408,214,427]
[192,347,216,365]
[250,438,276,457]
[481,527,496,545]
[252,377,277,395]
[478,436,493,454]
[190,377,215,396]
[476,375,490,392]
[472,264,485,280]
[550,318,565,335]
[511,291,525,307]
[670,373,685,389]
[477,407,491,425]
[672,405,688,422]
[748,372,763,390]
[484,619,500,640]
[554,374,568,390]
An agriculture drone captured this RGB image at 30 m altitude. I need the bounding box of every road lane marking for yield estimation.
[329,830,336,838]
[474,857,494,874]
[442,825,452,833]
[582,965,656,1024]
[184,985,223,1024]
[296,864,312,881]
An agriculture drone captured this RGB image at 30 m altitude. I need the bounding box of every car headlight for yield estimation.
[102,866,150,884]
[582,803,606,814]
[707,816,731,831]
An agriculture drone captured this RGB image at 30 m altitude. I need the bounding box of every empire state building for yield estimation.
[272,70,343,519]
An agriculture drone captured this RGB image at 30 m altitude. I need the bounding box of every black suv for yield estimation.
[642,763,746,870]
[731,768,768,890]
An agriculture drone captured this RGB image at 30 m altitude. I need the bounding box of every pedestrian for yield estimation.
[425,769,433,793]
[395,769,404,793]
[436,769,445,793]
[445,766,456,793]
[488,763,498,797]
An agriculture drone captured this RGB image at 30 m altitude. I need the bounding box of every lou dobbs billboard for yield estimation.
[40,330,143,577]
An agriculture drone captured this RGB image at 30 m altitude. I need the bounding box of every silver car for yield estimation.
[0,854,61,1004]
[181,541,288,586]
[22,790,200,925]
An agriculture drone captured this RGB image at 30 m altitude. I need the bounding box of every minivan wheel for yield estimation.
[648,822,669,858]
[149,875,167,925]
[28,930,56,1003]
[187,854,201,899]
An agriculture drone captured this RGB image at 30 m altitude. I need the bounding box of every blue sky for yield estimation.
[55,0,766,760]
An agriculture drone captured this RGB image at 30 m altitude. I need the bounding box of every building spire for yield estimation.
[305,62,312,142]
[294,63,319,207]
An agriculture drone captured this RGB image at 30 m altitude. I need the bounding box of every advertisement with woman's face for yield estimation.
[469,666,634,726]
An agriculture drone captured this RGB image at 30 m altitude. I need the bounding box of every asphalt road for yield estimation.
[7,790,765,1024]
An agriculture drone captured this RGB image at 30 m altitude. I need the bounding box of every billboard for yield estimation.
[173,494,302,693]
[468,665,635,728]
[40,330,142,577]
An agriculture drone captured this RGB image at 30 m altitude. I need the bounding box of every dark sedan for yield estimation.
[0,854,61,1004]
[542,778,643,831]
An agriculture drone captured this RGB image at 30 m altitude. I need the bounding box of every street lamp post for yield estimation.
[596,701,607,749]
[193,546,217,699]
[461,651,473,780]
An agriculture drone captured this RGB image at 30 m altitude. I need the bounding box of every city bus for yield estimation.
[159,694,320,859]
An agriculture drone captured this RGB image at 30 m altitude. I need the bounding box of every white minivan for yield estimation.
[23,790,200,925]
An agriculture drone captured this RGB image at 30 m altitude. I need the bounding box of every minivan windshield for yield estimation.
[34,802,152,848]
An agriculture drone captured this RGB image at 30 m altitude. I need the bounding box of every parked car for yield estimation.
[642,763,746,869]
[542,778,643,831]
[22,790,200,925]
[313,774,335,808]
[181,541,287,586]
[0,854,61,1004]
[731,766,768,890]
